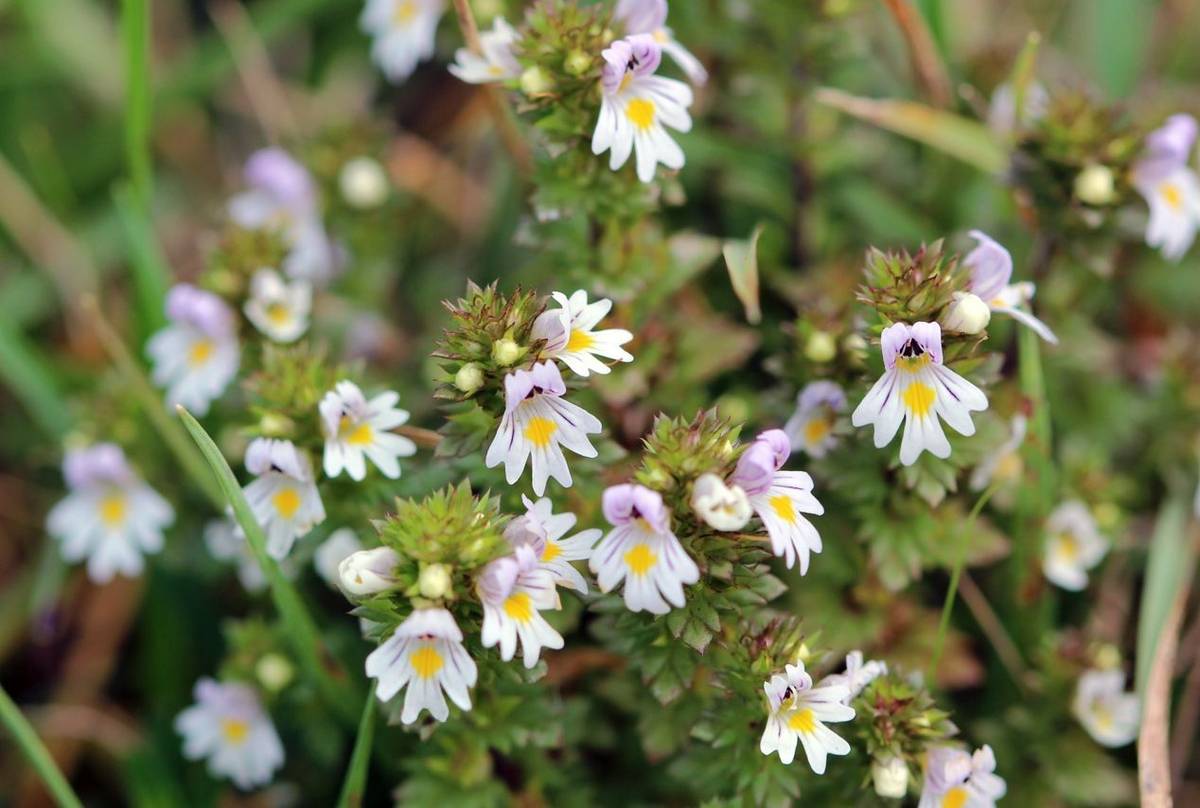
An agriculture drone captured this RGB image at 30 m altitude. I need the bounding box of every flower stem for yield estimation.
[336,687,377,808]
[0,684,84,808]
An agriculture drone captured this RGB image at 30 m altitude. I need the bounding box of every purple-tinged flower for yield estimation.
[962,231,1057,343]
[614,0,708,85]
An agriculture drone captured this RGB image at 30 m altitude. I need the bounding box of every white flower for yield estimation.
[319,380,416,481]
[520,495,601,593]
[205,518,266,592]
[759,661,855,774]
[243,268,311,343]
[820,650,887,702]
[614,0,708,85]
[962,231,1057,343]
[479,545,564,668]
[365,608,477,724]
[242,438,325,560]
[338,546,402,596]
[851,322,989,466]
[339,156,390,209]
[970,414,1027,492]
[783,380,847,458]
[590,483,700,614]
[313,528,362,588]
[531,290,634,377]
[1073,668,1139,748]
[1133,114,1200,261]
[46,443,174,583]
[918,745,1006,808]
[146,284,240,416]
[449,17,520,83]
[175,678,284,790]
[484,361,602,496]
[1042,500,1107,591]
[360,0,445,83]
[690,473,752,531]
[730,430,825,572]
[591,35,693,183]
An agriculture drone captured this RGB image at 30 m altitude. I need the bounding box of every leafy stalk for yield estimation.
[112,184,169,342]
[336,687,378,808]
[121,0,153,206]
[0,683,84,808]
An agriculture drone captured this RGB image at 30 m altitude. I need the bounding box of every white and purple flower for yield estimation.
[242,438,325,560]
[613,0,707,85]
[1132,114,1200,261]
[1042,500,1107,591]
[479,544,564,668]
[759,661,855,774]
[531,290,634,377]
[1073,668,1139,748]
[961,231,1057,344]
[783,380,847,458]
[146,284,240,416]
[360,0,445,84]
[918,745,1006,808]
[365,607,477,724]
[449,16,520,84]
[175,678,284,790]
[319,380,416,481]
[519,495,601,594]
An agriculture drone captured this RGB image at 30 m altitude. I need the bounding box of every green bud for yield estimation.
[259,412,296,438]
[491,337,523,366]
[455,362,485,394]
[519,66,554,96]
[1074,163,1117,205]
[255,653,294,692]
[804,331,837,363]
[418,563,454,599]
[564,49,592,76]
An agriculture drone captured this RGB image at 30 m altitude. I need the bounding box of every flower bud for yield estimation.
[339,156,389,210]
[519,66,553,96]
[564,49,592,76]
[418,563,453,599]
[942,292,991,335]
[871,755,909,798]
[804,330,837,363]
[691,473,752,531]
[454,362,485,394]
[842,333,867,355]
[337,547,401,596]
[258,412,295,438]
[1074,163,1116,205]
[491,337,523,366]
[255,653,294,693]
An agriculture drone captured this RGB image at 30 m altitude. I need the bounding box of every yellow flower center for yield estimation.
[1161,182,1183,211]
[340,417,374,447]
[393,0,417,25]
[410,644,443,679]
[769,494,796,524]
[266,302,291,326]
[1092,701,1115,730]
[272,488,301,519]
[98,494,127,527]
[542,541,562,562]
[188,339,214,367]
[942,787,969,808]
[566,328,594,352]
[524,417,558,448]
[787,708,816,733]
[994,451,1023,482]
[503,592,533,622]
[488,65,505,76]
[803,417,832,445]
[1056,532,1079,561]
[221,718,250,745]
[902,381,936,417]
[652,29,669,43]
[626,98,656,130]
[896,354,930,373]
[624,543,657,576]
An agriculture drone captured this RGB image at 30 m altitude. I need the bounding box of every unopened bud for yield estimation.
[1074,163,1116,206]
[942,292,991,335]
[258,412,295,438]
[418,563,453,599]
[337,547,401,596]
[256,653,294,692]
[871,755,909,798]
[339,156,389,210]
[564,49,592,76]
[455,362,485,394]
[491,337,523,367]
[691,473,752,531]
[804,331,837,363]
[519,66,553,96]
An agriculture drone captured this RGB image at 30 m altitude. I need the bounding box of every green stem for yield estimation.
[336,688,377,808]
[121,0,153,207]
[0,684,84,808]
[929,483,998,681]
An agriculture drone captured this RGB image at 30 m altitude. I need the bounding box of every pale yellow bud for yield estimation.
[804,331,837,363]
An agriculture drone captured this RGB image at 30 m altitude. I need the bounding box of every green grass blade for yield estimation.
[0,683,84,808]
[176,407,361,725]
[121,0,153,206]
[0,318,72,439]
[112,184,169,340]
[1135,496,1194,697]
[336,688,377,808]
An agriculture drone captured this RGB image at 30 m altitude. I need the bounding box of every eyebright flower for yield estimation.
[46,443,174,583]
[1073,668,1140,748]
[319,380,417,481]
[313,528,362,588]
[484,361,602,496]
[520,495,601,593]
[759,661,855,774]
[147,284,240,416]
[591,35,693,183]
[970,414,1027,493]
[1132,114,1200,261]
[962,231,1057,343]
[613,0,708,85]
[730,429,825,573]
[819,650,887,703]
[174,678,284,790]
[338,546,402,596]
[243,267,311,343]
[851,322,989,466]
[360,0,445,84]
[448,17,520,83]
[1042,500,1108,591]
[229,148,336,283]
[205,517,267,592]
[918,745,1007,808]
[365,607,477,724]
[531,290,635,377]
[783,380,847,458]
[690,473,752,531]
[590,483,700,614]
[243,438,325,560]
[479,544,565,668]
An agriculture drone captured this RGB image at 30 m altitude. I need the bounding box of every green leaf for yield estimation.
[0,317,72,438]
[336,688,377,808]
[121,0,153,205]
[1135,495,1194,697]
[113,184,169,342]
[0,684,84,808]
[722,224,763,325]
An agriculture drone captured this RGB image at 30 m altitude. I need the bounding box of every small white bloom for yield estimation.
[918,745,1006,808]
[146,284,240,416]
[783,380,847,458]
[1074,668,1139,748]
[319,380,417,481]
[759,661,855,774]
[531,290,634,377]
[591,35,693,183]
[175,678,284,790]
[46,443,174,584]
[970,414,1027,492]
[479,545,564,668]
[690,473,752,531]
[614,0,708,85]
[851,322,989,466]
[242,438,325,560]
[942,292,991,335]
[590,484,700,614]
[338,546,402,596]
[520,495,601,593]
[484,361,602,496]
[1042,500,1107,591]
[365,607,477,724]
[873,754,910,799]
[243,268,311,343]
[360,0,445,83]
[820,650,887,703]
[963,231,1057,344]
[314,528,363,587]
[448,16,520,83]
[338,156,390,209]
[205,517,266,592]
[1133,114,1200,261]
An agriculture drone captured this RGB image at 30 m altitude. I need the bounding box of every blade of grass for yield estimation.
[336,687,377,808]
[112,185,169,341]
[120,0,153,207]
[0,684,84,808]
[0,318,73,439]
[176,407,361,725]
[1136,496,1195,696]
